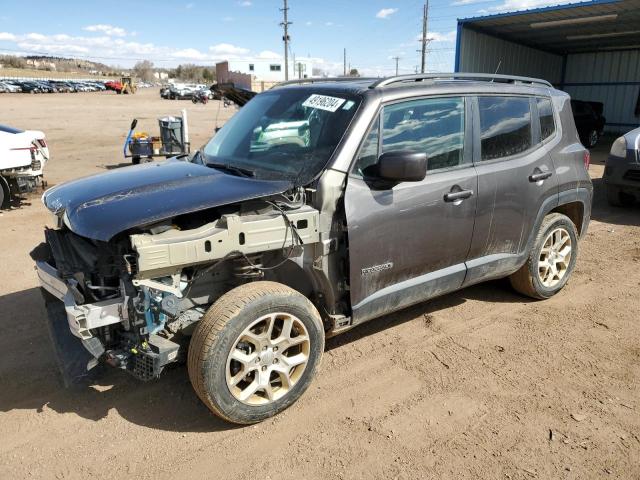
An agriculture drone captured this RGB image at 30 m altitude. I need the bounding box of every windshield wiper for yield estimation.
[207,162,256,178]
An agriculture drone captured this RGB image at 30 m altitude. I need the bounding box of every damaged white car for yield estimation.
[0,124,49,207]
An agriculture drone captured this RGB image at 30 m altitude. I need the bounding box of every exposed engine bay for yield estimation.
[33,188,336,384]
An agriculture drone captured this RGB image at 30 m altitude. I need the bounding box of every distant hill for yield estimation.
[0,54,122,75]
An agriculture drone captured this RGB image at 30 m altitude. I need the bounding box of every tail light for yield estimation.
[37,138,47,148]
[583,150,590,170]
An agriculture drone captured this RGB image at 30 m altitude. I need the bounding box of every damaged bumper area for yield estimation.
[34,200,320,386]
[33,229,183,385]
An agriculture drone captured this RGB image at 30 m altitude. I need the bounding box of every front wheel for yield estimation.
[192,97,197,104]
[510,213,579,299]
[188,281,324,424]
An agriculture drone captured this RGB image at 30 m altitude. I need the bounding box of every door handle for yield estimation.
[529,171,552,182]
[444,189,474,202]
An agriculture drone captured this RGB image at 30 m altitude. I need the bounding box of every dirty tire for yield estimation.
[510,213,579,300]
[0,176,8,209]
[606,185,634,207]
[188,281,324,424]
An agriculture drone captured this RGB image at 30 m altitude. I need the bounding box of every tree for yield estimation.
[349,68,360,77]
[133,60,154,82]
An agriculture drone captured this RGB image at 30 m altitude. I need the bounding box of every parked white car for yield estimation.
[0,81,21,93]
[0,124,49,207]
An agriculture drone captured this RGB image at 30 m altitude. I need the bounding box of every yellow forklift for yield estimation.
[119,76,137,94]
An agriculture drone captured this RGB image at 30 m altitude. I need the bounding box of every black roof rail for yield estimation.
[369,73,552,89]
[271,77,377,89]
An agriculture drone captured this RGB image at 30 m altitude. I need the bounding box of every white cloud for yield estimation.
[83,24,127,37]
[209,43,250,56]
[186,3,195,8]
[25,33,47,41]
[238,0,252,6]
[452,0,491,5]
[485,0,578,12]
[427,30,457,42]
[325,21,334,26]
[223,16,234,22]
[0,29,350,73]
[17,42,87,54]
[257,50,282,59]
[305,21,313,26]
[376,8,398,19]
[171,48,207,60]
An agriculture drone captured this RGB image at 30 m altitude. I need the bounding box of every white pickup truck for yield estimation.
[0,124,49,207]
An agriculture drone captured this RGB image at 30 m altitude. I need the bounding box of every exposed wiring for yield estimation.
[183,197,305,293]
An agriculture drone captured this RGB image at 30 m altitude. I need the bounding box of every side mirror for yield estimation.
[130,118,138,130]
[376,151,428,183]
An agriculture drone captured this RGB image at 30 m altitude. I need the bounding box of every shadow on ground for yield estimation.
[590,177,640,227]
[0,278,524,432]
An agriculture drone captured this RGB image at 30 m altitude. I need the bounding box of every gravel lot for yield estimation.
[0,88,638,479]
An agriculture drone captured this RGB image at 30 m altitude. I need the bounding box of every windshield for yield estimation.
[203,89,361,185]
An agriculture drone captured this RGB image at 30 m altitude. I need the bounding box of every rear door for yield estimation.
[345,96,477,325]
[465,95,559,285]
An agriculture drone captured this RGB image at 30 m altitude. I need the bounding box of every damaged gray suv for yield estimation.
[34,73,592,424]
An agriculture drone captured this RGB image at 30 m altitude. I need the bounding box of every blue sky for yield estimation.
[0,0,581,75]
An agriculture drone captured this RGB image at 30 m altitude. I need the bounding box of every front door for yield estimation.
[345,96,477,325]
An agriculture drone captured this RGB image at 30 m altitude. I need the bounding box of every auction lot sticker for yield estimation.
[302,94,346,112]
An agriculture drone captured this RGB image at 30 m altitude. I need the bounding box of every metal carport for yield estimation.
[455,0,640,133]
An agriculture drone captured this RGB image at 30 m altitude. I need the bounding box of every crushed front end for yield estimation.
[33,227,181,385]
[33,188,321,386]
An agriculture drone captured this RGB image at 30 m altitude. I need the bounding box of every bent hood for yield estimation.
[43,159,291,241]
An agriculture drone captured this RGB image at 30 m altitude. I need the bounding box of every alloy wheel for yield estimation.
[226,312,310,405]
[538,227,572,288]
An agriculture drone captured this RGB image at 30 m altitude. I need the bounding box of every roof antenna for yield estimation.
[491,60,502,81]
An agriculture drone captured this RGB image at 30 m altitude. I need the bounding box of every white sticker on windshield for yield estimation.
[302,94,346,112]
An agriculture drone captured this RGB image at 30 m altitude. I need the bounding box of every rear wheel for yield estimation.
[188,281,324,424]
[510,213,578,299]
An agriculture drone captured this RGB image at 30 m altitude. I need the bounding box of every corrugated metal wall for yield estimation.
[458,28,563,83]
[563,50,640,133]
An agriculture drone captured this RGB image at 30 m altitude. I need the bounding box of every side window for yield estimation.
[354,116,380,176]
[478,96,532,161]
[381,97,465,171]
[537,97,555,141]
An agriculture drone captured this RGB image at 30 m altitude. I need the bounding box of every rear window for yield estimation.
[0,124,24,134]
[537,97,555,141]
[478,96,532,161]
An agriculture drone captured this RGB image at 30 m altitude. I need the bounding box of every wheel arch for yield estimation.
[550,201,585,235]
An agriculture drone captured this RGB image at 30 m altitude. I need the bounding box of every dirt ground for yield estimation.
[0,89,638,480]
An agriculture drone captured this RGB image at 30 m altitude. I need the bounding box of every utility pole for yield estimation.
[280,0,291,81]
[343,48,347,76]
[392,56,401,75]
[420,0,429,73]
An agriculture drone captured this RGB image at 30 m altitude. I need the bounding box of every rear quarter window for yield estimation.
[537,97,556,141]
